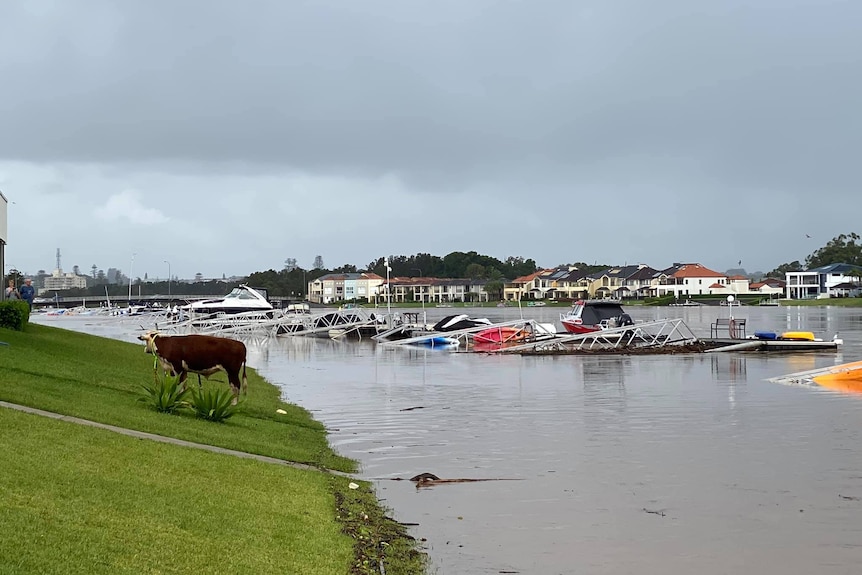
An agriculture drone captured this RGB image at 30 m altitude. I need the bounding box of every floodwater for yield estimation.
[34,305,862,574]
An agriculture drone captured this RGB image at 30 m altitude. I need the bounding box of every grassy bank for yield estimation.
[0,324,426,574]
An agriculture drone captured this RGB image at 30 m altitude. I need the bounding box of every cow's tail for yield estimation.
[241,361,248,396]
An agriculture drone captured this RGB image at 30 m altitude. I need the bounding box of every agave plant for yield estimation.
[189,386,240,422]
[138,374,190,414]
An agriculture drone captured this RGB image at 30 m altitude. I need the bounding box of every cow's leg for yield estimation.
[227,371,241,405]
[197,374,203,388]
[178,370,188,392]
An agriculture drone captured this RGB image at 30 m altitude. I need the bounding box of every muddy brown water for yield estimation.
[36,306,862,574]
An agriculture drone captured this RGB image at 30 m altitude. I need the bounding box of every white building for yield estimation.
[40,269,89,295]
[785,263,862,299]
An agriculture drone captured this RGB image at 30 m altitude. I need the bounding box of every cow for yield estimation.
[138,331,248,404]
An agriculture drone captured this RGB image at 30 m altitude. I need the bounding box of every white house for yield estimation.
[785,263,862,299]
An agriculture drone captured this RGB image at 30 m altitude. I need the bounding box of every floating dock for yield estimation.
[702,337,842,353]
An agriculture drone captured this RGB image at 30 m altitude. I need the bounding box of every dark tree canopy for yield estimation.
[805,233,862,269]
[766,261,803,278]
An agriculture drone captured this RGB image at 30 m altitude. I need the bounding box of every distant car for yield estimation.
[33,297,53,304]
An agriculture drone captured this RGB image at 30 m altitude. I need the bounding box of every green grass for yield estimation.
[0,324,427,574]
[0,324,352,472]
[0,408,352,575]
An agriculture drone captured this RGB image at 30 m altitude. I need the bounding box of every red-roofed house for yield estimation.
[504,270,554,302]
[664,263,728,298]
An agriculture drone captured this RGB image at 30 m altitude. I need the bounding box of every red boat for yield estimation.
[473,326,529,344]
[559,299,634,334]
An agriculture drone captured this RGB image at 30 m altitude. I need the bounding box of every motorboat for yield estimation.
[182,284,274,316]
[559,299,633,334]
[432,314,493,332]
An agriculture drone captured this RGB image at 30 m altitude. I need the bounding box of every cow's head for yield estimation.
[137,331,159,354]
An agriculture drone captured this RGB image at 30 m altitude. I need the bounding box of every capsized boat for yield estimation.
[182,284,274,316]
[559,299,633,334]
[432,314,493,332]
[811,360,862,393]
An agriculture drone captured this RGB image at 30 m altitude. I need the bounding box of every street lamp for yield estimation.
[384,257,391,316]
[164,260,171,301]
[128,253,136,303]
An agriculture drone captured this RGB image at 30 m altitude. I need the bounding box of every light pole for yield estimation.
[384,257,391,316]
[128,253,136,303]
[164,260,171,302]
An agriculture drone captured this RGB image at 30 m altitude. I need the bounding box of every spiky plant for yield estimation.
[138,374,191,414]
[189,386,240,422]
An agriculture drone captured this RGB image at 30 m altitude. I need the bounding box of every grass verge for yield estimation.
[0,323,427,574]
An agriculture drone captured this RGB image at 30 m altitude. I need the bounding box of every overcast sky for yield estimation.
[2,0,859,280]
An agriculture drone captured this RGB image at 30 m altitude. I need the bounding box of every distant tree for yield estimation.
[72,265,80,275]
[766,261,803,278]
[144,272,148,280]
[96,270,106,282]
[484,280,504,300]
[195,272,204,282]
[284,258,297,271]
[464,263,486,279]
[91,264,97,278]
[332,264,358,273]
[313,255,325,270]
[805,233,862,269]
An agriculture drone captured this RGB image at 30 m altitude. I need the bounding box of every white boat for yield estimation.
[182,285,274,316]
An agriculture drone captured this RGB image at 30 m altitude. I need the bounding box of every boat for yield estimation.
[473,322,558,344]
[473,326,529,344]
[182,285,274,316]
[432,314,493,332]
[758,298,780,306]
[559,300,634,334]
[812,361,862,393]
[526,301,547,307]
[768,358,860,392]
[411,336,460,348]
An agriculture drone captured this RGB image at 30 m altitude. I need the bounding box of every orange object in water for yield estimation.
[812,361,862,393]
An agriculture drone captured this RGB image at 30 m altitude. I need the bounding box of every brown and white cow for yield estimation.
[138,331,248,403]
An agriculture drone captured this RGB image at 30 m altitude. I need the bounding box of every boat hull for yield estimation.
[560,322,602,335]
[812,360,862,393]
[474,327,528,344]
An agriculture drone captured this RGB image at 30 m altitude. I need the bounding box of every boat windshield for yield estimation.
[225,288,259,300]
[580,303,626,325]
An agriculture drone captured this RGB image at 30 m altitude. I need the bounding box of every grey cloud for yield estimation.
[1,0,859,196]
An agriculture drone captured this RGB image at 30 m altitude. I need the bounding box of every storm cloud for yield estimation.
[2,0,859,278]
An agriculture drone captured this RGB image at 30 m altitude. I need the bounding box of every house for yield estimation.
[785,263,862,299]
[749,277,786,296]
[654,263,728,298]
[307,272,384,304]
[503,270,553,302]
[384,277,490,304]
[547,267,591,300]
[587,265,643,299]
[621,265,661,299]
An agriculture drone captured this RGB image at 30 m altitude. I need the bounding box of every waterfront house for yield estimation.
[308,272,384,304]
[785,263,862,299]
[649,263,728,299]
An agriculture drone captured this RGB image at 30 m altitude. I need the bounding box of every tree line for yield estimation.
[6,234,861,299]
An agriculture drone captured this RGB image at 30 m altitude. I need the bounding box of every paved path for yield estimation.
[0,401,353,478]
